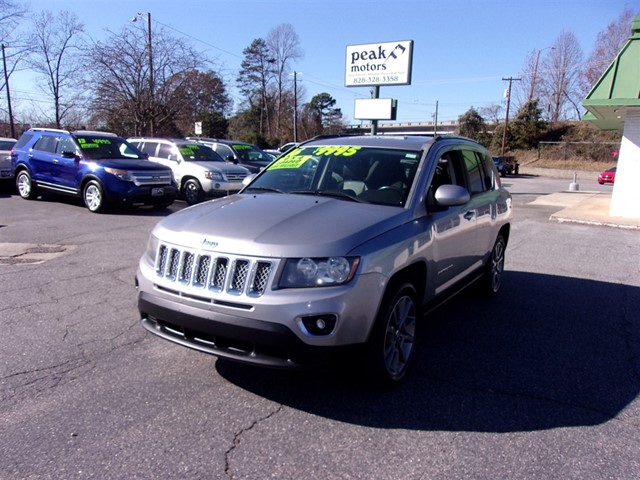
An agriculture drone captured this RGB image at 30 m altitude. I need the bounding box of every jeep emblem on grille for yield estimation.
[202,238,219,248]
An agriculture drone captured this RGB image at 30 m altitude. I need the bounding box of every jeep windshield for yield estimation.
[75,135,145,160]
[244,145,421,207]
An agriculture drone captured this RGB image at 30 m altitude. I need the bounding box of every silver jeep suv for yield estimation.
[136,135,512,385]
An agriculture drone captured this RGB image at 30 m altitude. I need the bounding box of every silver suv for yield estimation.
[136,135,512,385]
[128,138,250,204]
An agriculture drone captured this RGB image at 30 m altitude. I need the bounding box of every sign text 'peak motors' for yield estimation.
[345,40,413,87]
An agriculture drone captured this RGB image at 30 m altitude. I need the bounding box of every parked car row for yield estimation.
[7,128,278,212]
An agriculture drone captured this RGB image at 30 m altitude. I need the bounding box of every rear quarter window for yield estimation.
[14,133,34,149]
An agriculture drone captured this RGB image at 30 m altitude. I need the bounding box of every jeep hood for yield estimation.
[154,193,410,257]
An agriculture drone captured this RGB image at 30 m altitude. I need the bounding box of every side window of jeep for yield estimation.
[460,149,497,195]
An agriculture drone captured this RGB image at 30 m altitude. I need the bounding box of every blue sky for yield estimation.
[12,0,637,125]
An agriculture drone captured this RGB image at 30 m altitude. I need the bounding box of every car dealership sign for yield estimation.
[345,40,413,87]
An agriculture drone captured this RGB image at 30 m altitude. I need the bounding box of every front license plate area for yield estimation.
[151,187,164,196]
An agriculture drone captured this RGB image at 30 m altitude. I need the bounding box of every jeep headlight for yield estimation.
[204,170,224,181]
[279,257,359,288]
[104,167,133,181]
[144,234,160,266]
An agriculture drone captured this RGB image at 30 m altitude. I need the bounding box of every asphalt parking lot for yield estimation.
[1,176,639,480]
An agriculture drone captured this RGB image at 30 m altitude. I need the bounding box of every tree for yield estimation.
[237,38,276,139]
[478,103,503,125]
[86,23,205,136]
[538,31,583,122]
[169,70,231,136]
[266,23,303,141]
[509,99,546,150]
[0,0,29,136]
[299,92,343,138]
[457,107,488,144]
[581,8,639,96]
[28,10,86,128]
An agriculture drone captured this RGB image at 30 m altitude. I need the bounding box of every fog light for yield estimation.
[300,314,337,336]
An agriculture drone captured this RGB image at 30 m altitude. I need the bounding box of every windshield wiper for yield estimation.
[245,186,284,194]
[290,190,367,203]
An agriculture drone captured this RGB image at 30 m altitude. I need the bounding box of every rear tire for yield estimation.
[365,283,418,387]
[16,170,37,200]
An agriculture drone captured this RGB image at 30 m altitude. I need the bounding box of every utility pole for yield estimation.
[528,46,554,103]
[132,12,154,135]
[433,100,438,136]
[146,12,154,136]
[1,44,15,138]
[291,71,300,143]
[501,76,520,156]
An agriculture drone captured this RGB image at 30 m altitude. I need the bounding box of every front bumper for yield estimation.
[201,179,244,197]
[139,291,344,368]
[136,260,385,368]
[105,184,178,206]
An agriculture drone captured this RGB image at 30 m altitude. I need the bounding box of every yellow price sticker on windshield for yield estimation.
[312,146,360,156]
[269,154,313,170]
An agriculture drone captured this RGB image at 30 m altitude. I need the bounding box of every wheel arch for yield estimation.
[497,223,510,246]
[383,260,427,313]
[180,175,201,190]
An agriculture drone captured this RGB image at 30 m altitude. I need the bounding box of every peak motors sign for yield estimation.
[345,40,413,87]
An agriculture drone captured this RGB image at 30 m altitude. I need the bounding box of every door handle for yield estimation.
[463,210,475,221]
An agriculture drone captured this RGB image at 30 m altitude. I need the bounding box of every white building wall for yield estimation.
[610,108,640,218]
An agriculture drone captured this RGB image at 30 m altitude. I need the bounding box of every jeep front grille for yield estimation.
[155,244,273,297]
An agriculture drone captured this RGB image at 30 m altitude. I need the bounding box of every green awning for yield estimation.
[583,17,640,131]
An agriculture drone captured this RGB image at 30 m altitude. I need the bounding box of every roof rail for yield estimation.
[29,127,70,134]
[72,130,117,137]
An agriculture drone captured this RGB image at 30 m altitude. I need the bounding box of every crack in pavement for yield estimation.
[224,404,284,478]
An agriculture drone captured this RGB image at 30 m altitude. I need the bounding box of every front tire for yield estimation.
[16,170,37,199]
[83,180,107,213]
[183,179,203,205]
[480,234,506,295]
[366,283,418,386]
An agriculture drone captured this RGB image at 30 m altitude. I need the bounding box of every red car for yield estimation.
[598,167,616,185]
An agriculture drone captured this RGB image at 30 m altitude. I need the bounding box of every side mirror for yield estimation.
[433,184,470,207]
[426,184,471,211]
[61,151,79,160]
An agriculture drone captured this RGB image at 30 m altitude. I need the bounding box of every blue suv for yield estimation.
[11,128,178,212]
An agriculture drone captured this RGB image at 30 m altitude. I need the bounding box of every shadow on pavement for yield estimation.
[217,271,640,433]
